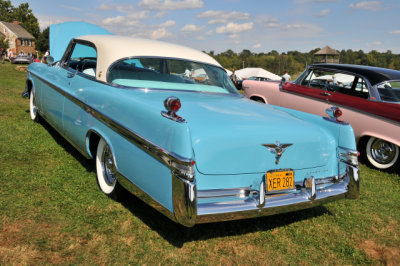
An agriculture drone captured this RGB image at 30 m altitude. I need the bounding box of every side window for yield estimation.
[67,43,97,77]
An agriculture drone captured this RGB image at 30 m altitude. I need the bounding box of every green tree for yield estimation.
[36,26,49,53]
[0,0,13,22]
[0,0,40,38]
[0,36,9,50]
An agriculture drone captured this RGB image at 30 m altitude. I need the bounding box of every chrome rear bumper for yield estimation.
[119,164,358,227]
[172,165,359,226]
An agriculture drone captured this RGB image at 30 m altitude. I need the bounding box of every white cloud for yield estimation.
[285,24,302,30]
[181,24,204,32]
[101,11,149,26]
[349,1,383,11]
[197,10,250,24]
[151,27,174,39]
[316,9,330,17]
[159,20,176,27]
[138,0,203,11]
[253,43,261,48]
[36,14,79,30]
[389,30,400,34]
[97,3,135,12]
[256,16,282,29]
[228,34,240,39]
[215,22,253,34]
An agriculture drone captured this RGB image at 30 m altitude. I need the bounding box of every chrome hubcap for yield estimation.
[370,139,397,164]
[101,145,116,185]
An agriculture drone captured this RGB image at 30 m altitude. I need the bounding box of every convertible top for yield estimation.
[310,64,400,86]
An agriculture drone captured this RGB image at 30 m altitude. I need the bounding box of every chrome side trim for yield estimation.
[28,71,194,170]
[116,171,177,223]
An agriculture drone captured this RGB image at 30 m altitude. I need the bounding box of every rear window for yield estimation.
[107,57,238,94]
[376,81,400,102]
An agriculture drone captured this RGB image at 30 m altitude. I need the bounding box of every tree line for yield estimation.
[207,48,400,76]
[1,0,399,72]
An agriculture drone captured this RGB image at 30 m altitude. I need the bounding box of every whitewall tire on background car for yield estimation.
[29,90,39,122]
[365,137,400,171]
[96,138,124,200]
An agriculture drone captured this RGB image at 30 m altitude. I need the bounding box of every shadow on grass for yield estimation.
[36,116,94,172]
[33,111,331,247]
[120,190,331,248]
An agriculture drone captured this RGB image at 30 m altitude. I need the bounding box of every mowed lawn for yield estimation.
[1,62,400,265]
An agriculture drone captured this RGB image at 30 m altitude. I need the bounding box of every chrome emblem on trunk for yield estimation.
[262,141,293,164]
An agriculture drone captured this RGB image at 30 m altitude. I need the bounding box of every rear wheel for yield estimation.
[363,137,400,172]
[29,90,39,122]
[96,138,125,200]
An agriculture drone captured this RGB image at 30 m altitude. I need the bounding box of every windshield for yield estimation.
[107,57,238,95]
[376,81,400,103]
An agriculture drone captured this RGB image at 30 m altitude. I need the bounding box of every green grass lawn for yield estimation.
[1,62,400,264]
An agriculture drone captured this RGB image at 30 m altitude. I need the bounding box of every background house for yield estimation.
[0,20,36,56]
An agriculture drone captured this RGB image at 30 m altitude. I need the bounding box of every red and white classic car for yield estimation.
[243,64,400,172]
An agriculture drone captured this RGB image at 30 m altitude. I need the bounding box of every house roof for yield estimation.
[0,32,5,39]
[0,21,35,39]
[314,45,339,56]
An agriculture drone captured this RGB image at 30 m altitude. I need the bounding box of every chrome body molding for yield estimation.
[28,71,194,171]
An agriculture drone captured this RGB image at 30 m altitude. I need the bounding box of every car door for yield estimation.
[279,68,332,117]
[60,41,99,151]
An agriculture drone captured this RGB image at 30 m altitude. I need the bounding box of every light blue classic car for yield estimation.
[23,22,359,227]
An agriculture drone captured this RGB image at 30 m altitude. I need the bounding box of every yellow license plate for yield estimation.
[266,169,294,191]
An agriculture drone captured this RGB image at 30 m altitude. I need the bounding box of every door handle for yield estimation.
[320,92,331,96]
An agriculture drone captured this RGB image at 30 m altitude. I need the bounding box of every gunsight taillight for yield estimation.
[161,96,185,123]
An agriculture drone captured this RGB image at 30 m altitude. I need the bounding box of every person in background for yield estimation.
[282,70,291,82]
[230,70,238,85]
[0,48,5,64]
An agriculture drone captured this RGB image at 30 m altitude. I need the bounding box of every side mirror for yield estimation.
[46,56,54,65]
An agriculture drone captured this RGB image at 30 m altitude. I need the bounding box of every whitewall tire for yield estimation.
[29,90,39,122]
[96,138,124,200]
[365,137,399,171]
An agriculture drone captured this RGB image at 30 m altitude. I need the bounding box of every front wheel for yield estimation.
[364,137,400,172]
[29,90,39,122]
[96,138,125,200]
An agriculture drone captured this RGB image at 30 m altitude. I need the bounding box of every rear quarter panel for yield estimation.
[243,80,281,104]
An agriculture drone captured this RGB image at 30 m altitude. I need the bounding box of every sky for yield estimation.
[10,0,400,54]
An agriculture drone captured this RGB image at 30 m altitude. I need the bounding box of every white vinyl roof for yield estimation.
[76,35,222,82]
[235,67,281,80]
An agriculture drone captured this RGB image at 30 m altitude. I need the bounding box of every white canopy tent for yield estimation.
[225,69,242,80]
[235,67,281,80]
